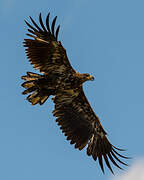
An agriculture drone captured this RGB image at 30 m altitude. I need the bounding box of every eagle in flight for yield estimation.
[21,13,129,174]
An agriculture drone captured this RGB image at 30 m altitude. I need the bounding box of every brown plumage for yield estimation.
[21,13,129,174]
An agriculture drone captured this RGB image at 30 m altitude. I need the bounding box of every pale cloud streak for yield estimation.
[111,158,144,180]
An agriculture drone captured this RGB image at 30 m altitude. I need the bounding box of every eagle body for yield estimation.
[21,13,129,174]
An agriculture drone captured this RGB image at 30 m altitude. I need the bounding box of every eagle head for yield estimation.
[74,73,94,83]
[82,73,94,82]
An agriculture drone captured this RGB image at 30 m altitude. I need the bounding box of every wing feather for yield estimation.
[55,25,60,41]
[103,154,114,174]
[46,13,51,32]
[39,13,47,32]
[29,16,42,32]
[51,16,57,35]
[24,13,75,74]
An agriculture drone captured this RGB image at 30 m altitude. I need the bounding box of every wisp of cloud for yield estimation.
[111,158,144,180]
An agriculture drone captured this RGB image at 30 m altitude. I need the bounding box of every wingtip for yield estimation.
[112,145,126,151]
[29,16,32,21]
[24,19,29,26]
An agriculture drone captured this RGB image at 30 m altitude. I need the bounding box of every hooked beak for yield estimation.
[89,75,94,81]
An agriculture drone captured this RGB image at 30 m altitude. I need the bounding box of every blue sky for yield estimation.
[1,0,144,179]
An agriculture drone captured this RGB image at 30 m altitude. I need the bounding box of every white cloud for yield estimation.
[111,158,144,180]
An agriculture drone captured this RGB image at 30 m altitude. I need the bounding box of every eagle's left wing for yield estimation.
[23,13,75,75]
[53,87,128,174]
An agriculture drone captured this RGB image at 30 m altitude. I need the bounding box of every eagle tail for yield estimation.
[21,72,51,105]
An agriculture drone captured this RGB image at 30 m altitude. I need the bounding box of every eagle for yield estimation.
[21,13,129,174]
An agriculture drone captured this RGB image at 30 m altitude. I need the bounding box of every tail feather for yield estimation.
[21,72,40,81]
[22,86,36,95]
[21,72,51,105]
[26,91,40,105]
[39,96,48,105]
[22,81,35,89]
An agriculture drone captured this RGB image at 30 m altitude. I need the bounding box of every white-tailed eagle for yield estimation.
[21,13,129,174]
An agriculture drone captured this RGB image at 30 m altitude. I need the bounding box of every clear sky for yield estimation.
[1,0,144,180]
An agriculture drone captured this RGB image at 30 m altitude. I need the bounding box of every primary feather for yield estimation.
[21,13,129,174]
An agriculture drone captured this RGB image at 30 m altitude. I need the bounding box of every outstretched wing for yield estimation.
[53,87,129,173]
[23,13,75,74]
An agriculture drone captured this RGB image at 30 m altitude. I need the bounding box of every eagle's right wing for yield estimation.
[53,87,129,174]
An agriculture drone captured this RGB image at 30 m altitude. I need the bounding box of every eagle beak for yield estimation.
[89,75,94,81]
